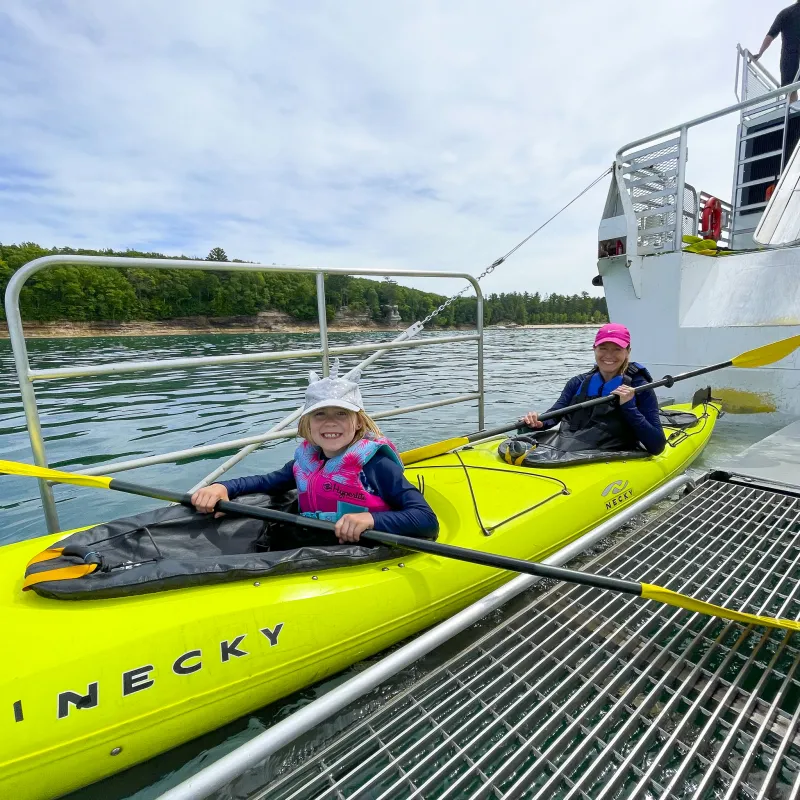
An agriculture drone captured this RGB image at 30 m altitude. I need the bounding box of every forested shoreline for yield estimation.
[0,243,608,328]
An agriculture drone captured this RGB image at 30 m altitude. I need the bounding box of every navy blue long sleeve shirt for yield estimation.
[219,453,439,539]
[541,372,666,455]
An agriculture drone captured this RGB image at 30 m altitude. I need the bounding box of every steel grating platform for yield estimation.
[253,476,800,800]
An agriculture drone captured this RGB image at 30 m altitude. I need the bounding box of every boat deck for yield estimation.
[721,419,800,491]
[254,475,800,799]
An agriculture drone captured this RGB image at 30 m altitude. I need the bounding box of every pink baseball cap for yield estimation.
[594,322,631,348]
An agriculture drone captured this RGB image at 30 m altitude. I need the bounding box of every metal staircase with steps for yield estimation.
[732,47,800,249]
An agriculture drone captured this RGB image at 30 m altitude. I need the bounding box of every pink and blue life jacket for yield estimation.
[292,433,403,522]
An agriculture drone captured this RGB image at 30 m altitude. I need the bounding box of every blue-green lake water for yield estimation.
[0,328,788,798]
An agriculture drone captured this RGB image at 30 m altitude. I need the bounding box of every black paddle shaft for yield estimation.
[465,359,731,442]
[108,479,642,596]
[103,357,731,597]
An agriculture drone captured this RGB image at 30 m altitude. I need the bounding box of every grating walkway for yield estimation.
[255,477,800,800]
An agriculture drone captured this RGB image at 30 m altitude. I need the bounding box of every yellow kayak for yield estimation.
[0,402,718,800]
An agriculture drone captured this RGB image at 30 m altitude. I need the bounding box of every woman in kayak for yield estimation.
[522,323,666,455]
[191,360,439,545]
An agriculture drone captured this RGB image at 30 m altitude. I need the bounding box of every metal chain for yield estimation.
[420,166,612,326]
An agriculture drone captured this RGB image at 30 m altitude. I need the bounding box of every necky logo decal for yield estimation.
[602,479,634,510]
[602,480,629,497]
[11,623,284,723]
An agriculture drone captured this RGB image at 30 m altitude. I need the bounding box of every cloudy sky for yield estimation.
[0,1,787,297]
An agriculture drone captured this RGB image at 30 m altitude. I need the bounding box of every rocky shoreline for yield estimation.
[0,312,596,339]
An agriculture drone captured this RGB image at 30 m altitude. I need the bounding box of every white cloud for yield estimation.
[0,0,787,297]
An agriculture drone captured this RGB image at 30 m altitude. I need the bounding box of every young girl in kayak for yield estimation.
[191,360,439,545]
[522,323,666,455]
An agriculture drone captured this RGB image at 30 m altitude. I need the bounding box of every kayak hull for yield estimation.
[0,403,718,799]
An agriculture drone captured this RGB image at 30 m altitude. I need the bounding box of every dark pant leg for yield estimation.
[781,51,800,87]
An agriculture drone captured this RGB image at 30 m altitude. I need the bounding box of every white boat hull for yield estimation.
[600,249,800,414]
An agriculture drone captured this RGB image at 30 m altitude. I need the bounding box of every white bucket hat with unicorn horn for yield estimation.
[301,359,364,417]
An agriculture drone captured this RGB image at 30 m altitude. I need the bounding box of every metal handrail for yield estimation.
[28,334,481,381]
[615,72,800,256]
[5,255,485,533]
[71,394,482,478]
[616,78,800,161]
[735,44,779,102]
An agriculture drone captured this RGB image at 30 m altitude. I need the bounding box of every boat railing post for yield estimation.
[735,45,742,103]
[684,183,699,237]
[476,287,485,429]
[780,69,797,175]
[4,268,60,532]
[730,119,743,241]
[315,271,330,377]
[675,126,689,250]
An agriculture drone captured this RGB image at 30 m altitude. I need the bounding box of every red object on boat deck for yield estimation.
[700,197,722,241]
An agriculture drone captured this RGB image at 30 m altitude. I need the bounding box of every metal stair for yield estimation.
[731,51,800,249]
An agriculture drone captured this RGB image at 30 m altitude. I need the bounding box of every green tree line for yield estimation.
[0,243,607,327]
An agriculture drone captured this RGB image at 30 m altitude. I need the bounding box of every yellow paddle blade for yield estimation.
[0,459,112,490]
[400,436,470,466]
[641,583,800,631]
[732,335,800,369]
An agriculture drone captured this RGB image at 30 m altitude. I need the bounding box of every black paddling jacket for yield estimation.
[540,363,666,454]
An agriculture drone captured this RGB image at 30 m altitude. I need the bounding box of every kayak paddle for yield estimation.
[400,334,800,465]
[2,459,799,631]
